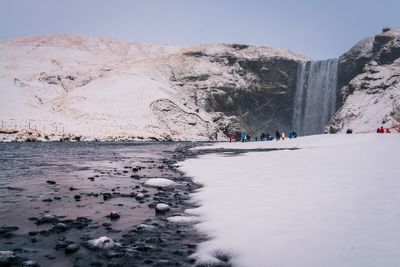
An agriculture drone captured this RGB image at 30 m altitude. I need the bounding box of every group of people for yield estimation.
[232,130,298,143]
[376,126,398,133]
[275,130,298,140]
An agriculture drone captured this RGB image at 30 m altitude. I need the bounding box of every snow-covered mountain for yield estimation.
[1,30,398,141]
[328,28,400,133]
[0,35,309,141]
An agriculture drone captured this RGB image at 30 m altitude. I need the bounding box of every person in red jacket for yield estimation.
[385,128,391,133]
[378,126,385,133]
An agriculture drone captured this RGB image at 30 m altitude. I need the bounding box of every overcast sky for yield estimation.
[0,0,399,59]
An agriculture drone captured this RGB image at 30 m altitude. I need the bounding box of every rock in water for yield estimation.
[36,214,59,225]
[85,236,122,250]
[65,244,80,254]
[22,260,39,267]
[0,251,16,265]
[155,203,170,213]
[109,211,120,220]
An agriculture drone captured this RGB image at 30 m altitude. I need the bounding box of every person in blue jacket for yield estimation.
[241,131,246,143]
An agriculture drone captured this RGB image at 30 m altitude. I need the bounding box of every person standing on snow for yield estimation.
[275,131,281,140]
[241,131,246,143]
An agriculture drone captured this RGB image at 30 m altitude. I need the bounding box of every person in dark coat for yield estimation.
[260,133,265,141]
[275,131,281,140]
[289,131,298,138]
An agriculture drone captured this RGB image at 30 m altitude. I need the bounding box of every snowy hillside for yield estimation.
[329,29,400,133]
[0,35,309,141]
[179,134,400,267]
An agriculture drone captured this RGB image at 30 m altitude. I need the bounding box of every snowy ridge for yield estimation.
[0,35,309,141]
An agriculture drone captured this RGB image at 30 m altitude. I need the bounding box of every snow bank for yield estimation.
[167,215,201,224]
[144,178,176,188]
[180,134,400,267]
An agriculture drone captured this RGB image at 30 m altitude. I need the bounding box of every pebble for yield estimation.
[45,255,56,260]
[65,244,80,254]
[103,193,112,201]
[36,214,58,225]
[155,203,170,212]
[22,260,38,267]
[0,226,19,238]
[0,251,16,265]
[135,193,145,200]
[52,223,67,232]
[109,211,120,220]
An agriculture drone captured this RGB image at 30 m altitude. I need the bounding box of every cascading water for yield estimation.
[292,59,338,135]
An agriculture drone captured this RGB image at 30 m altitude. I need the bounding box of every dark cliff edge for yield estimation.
[328,28,400,133]
[170,45,304,137]
[337,28,400,105]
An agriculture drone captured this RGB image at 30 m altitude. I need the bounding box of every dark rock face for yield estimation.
[337,37,374,91]
[170,47,304,135]
[206,58,299,134]
[327,28,400,133]
[338,29,400,104]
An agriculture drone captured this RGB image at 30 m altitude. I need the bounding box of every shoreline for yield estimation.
[0,142,210,266]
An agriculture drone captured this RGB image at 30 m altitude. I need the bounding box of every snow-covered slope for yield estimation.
[329,29,400,133]
[0,35,309,141]
[179,134,400,267]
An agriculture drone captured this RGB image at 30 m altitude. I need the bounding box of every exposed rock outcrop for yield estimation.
[329,28,400,133]
[168,45,307,135]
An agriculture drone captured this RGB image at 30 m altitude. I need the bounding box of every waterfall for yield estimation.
[292,59,338,135]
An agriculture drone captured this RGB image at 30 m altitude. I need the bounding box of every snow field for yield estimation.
[179,134,400,267]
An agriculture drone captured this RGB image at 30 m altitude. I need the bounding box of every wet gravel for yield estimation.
[0,141,218,267]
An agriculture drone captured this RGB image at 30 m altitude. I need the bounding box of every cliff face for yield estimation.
[168,45,305,136]
[329,29,400,133]
[0,36,309,141]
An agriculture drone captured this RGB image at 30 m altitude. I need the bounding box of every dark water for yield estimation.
[0,142,203,267]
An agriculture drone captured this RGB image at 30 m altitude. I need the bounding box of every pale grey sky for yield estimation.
[0,0,399,59]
